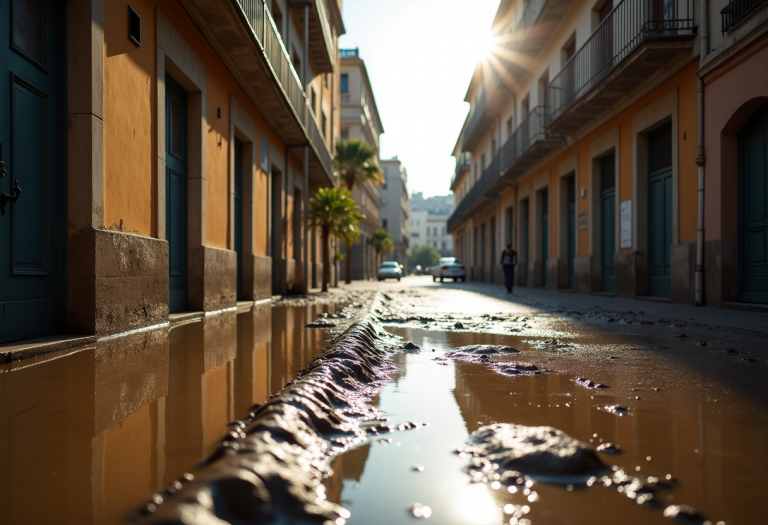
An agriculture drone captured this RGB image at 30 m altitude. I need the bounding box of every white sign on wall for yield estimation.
[620,200,632,248]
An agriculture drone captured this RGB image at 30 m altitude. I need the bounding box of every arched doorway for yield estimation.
[739,103,768,303]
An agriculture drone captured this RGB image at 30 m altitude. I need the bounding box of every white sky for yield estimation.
[339,0,501,198]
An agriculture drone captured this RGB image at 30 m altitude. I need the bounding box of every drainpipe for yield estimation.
[695,0,709,306]
[303,3,310,293]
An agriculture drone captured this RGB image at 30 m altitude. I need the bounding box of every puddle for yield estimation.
[0,303,337,525]
[326,328,768,525]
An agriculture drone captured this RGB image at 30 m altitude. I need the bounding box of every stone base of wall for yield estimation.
[671,242,697,305]
[202,312,238,371]
[189,245,237,312]
[244,254,272,301]
[615,250,648,299]
[704,238,738,307]
[548,258,568,290]
[529,261,544,287]
[84,229,169,336]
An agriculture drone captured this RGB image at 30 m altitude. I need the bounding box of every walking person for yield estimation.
[500,244,518,294]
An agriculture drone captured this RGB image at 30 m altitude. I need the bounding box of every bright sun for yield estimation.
[477,32,498,60]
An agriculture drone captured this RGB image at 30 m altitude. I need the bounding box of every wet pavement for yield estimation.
[2,277,768,524]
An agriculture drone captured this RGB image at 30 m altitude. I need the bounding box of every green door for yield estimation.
[234,138,244,299]
[0,0,64,343]
[600,153,616,293]
[566,177,576,289]
[648,123,672,298]
[739,104,768,303]
[166,75,188,313]
[521,200,529,286]
[541,189,549,287]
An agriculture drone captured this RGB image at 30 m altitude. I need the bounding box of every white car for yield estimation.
[377,261,402,281]
[432,257,466,282]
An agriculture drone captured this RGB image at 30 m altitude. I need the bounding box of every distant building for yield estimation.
[339,48,385,281]
[409,193,454,257]
[410,210,453,257]
[379,159,410,266]
[410,192,454,215]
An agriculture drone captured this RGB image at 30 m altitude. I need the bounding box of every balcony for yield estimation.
[721,0,768,32]
[547,0,696,136]
[517,0,573,56]
[340,48,360,59]
[289,0,335,73]
[450,153,471,190]
[447,154,501,233]
[178,0,334,186]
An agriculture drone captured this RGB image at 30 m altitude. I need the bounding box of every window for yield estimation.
[442,226,446,235]
[492,138,497,154]
[442,241,446,250]
[506,117,513,139]
[382,219,388,229]
[521,94,530,117]
[433,227,438,236]
[538,71,549,108]
[481,153,486,171]
[321,111,327,138]
[340,129,349,141]
[311,88,317,114]
[340,74,349,93]
[291,49,301,76]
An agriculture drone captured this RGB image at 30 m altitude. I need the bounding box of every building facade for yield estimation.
[447,0,740,305]
[0,0,344,344]
[409,193,455,257]
[338,48,385,281]
[380,158,410,265]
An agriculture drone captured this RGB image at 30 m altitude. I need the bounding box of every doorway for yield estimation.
[0,0,64,342]
[166,75,189,313]
[647,122,672,298]
[566,176,576,289]
[540,189,549,288]
[738,104,768,303]
[234,138,244,300]
[520,199,529,286]
[600,153,616,293]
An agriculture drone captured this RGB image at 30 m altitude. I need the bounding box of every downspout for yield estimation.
[303,3,310,293]
[695,0,709,306]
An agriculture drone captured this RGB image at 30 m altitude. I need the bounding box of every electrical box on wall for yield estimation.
[128,6,141,47]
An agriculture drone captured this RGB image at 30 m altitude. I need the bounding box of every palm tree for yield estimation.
[307,187,363,292]
[369,228,394,269]
[334,139,384,283]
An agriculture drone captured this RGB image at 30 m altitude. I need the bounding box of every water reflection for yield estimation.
[328,328,768,525]
[0,303,335,525]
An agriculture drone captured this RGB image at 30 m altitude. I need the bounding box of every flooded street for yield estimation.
[2,279,767,524]
[0,303,336,525]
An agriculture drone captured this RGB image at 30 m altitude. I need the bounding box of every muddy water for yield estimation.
[0,304,336,525]
[327,328,768,525]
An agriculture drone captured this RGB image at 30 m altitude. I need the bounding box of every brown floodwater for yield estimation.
[0,304,335,525]
[326,327,768,525]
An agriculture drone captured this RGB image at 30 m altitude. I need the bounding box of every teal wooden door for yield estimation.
[234,138,244,299]
[566,177,576,289]
[739,104,768,303]
[521,200,529,285]
[600,153,616,293]
[166,76,188,313]
[0,0,64,343]
[648,123,672,298]
[541,189,549,287]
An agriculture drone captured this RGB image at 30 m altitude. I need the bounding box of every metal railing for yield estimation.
[340,48,360,59]
[305,102,334,177]
[721,0,768,31]
[499,106,554,172]
[236,0,335,180]
[548,0,695,123]
[314,0,334,65]
[462,90,488,148]
[447,153,502,232]
[451,153,471,186]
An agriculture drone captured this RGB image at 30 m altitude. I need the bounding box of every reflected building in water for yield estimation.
[0,303,334,525]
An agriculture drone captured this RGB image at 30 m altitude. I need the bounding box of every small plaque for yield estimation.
[620,200,632,248]
[578,212,587,231]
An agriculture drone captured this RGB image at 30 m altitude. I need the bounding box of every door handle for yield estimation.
[0,143,6,178]
[0,180,22,216]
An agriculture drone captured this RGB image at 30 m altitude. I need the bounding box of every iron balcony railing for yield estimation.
[451,153,471,187]
[313,0,334,65]
[721,0,768,31]
[340,48,360,59]
[548,0,695,123]
[462,90,489,148]
[499,106,553,172]
[447,154,501,232]
[236,0,334,180]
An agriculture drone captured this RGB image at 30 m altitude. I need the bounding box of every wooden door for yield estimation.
[166,75,188,313]
[234,138,244,300]
[648,123,673,298]
[600,153,616,293]
[739,104,768,303]
[541,189,549,288]
[566,177,576,289]
[521,200,529,286]
[0,0,64,343]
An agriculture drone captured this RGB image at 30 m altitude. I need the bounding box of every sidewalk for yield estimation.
[453,280,768,335]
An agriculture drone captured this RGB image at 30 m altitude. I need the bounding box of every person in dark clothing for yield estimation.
[499,244,518,294]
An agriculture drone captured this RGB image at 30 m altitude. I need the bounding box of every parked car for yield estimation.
[432,257,466,282]
[377,261,403,282]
